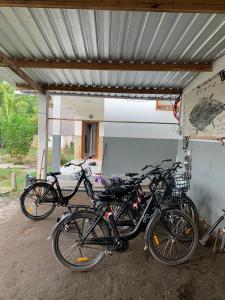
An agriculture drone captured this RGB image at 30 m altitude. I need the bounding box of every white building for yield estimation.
[49,96,179,177]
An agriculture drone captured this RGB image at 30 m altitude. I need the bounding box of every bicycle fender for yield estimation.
[50,212,72,239]
[20,181,59,203]
[50,205,98,239]
[144,209,161,248]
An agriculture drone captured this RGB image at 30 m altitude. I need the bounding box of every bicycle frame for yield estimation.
[80,185,162,246]
[38,167,94,207]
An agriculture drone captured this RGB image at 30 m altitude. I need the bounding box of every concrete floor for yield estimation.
[1,194,225,300]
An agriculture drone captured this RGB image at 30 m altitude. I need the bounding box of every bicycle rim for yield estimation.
[53,212,109,271]
[22,185,55,219]
[148,210,197,265]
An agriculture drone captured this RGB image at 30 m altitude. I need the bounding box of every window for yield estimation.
[82,121,99,159]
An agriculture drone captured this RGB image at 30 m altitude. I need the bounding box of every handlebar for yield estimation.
[141,158,172,171]
[64,155,94,168]
[171,161,183,171]
[144,162,182,180]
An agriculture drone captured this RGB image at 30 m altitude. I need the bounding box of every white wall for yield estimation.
[179,53,225,225]
[104,98,179,139]
[184,54,225,94]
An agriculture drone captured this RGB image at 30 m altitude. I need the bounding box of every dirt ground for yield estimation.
[1,193,225,300]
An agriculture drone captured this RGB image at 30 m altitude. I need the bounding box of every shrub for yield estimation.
[2,113,37,163]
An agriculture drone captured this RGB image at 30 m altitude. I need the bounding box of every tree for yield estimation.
[0,81,38,154]
[1,113,37,163]
[0,82,37,120]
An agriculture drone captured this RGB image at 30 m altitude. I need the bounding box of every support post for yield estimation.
[52,96,61,171]
[37,94,48,179]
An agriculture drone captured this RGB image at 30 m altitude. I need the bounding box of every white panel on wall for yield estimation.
[104,98,179,139]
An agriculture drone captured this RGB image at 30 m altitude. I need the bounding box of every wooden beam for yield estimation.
[0,51,44,94]
[0,59,212,72]
[0,1,225,13]
[16,84,182,95]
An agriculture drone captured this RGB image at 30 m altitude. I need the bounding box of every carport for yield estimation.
[1,1,225,225]
[0,1,224,175]
[1,2,225,299]
[1,4,186,179]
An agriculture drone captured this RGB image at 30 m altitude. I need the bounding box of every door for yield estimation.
[82,121,99,159]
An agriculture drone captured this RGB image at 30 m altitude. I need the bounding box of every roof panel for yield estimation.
[0,8,225,63]
[21,68,194,88]
[0,7,225,95]
[0,67,26,85]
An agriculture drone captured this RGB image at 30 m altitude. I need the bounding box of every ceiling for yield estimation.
[0,8,225,98]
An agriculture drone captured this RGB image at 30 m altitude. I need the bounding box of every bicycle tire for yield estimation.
[20,181,57,220]
[162,194,199,227]
[52,211,110,271]
[180,195,199,227]
[146,209,198,265]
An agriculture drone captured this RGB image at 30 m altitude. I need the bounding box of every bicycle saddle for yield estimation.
[125,172,139,177]
[104,185,130,196]
[47,172,61,176]
[94,194,115,202]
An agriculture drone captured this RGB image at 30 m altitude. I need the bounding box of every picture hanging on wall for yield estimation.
[183,75,225,138]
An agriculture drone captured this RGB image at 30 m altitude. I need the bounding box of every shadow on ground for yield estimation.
[0,193,225,300]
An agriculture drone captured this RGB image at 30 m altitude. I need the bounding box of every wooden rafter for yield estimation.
[0,59,212,72]
[0,0,225,13]
[16,84,182,95]
[0,51,44,94]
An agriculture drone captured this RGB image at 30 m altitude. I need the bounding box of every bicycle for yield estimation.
[105,160,199,228]
[155,162,199,227]
[20,156,95,220]
[51,167,198,271]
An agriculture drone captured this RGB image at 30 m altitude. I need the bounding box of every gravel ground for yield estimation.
[0,193,225,300]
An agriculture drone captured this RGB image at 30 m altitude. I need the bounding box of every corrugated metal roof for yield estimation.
[22,68,195,88]
[0,67,26,84]
[0,8,225,96]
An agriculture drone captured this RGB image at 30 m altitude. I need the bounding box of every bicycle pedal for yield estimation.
[105,250,112,256]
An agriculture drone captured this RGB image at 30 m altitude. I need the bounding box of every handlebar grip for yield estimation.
[64,162,71,167]
[163,159,172,162]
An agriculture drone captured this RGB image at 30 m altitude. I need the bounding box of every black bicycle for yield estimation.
[51,167,198,271]
[152,162,199,227]
[104,161,199,228]
[20,156,95,220]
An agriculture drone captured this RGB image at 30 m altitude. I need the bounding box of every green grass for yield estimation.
[0,168,36,194]
[0,147,53,166]
[0,145,74,195]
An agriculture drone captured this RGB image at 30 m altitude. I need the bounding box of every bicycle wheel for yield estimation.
[20,182,56,220]
[179,195,199,227]
[52,211,110,271]
[162,195,199,227]
[146,209,198,265]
